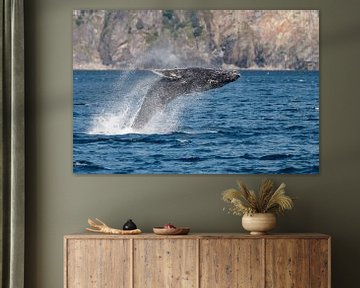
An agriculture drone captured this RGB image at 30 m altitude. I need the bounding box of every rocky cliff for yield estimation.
[73,10,319,70]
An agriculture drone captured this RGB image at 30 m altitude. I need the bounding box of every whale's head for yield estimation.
[203,68,240,89]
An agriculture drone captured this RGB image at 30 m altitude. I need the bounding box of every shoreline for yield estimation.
[73,68,319,72]
[72,62,319,72]
[72,66,319,72]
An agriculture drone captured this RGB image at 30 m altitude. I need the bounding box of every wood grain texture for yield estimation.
[200,239,264,288]
[64,239,68,288]
[66,239,131,288]
[65,233,330,240]
[133,239,197,288]
[265,239,310,288]
[64,234,330,288]
[310,239,330,288]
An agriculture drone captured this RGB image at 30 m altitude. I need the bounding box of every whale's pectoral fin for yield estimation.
[151,69,182,80]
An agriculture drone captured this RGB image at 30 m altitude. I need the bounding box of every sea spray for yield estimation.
[87,71,194,135]
[88,71,153,135]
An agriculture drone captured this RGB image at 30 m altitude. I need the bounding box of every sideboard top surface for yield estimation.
[64,232,330,240]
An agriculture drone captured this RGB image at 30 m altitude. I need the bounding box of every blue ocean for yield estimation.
[73,70,319,174]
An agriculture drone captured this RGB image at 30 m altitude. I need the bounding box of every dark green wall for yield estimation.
[24,0,360,287]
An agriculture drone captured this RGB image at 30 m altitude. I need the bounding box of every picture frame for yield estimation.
[73,9,319,175]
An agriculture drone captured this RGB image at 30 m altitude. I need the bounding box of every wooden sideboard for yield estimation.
[64,233,330,288]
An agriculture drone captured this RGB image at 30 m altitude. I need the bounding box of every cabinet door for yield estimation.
[66,239,131,288]
[134,239,198,288]
[309,239,330,288]
[200,239,264,288]
[266,239,310,287]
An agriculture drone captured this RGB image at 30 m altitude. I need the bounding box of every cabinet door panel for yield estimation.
[200,239,264,288]
[134,239,198,288]
[66,239,131,288]
[265,239,310,288]
[310,239,330,288]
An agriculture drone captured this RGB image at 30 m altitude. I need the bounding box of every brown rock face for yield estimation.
[73,10,319,70]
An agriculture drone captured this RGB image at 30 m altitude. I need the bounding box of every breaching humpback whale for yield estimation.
[131,67,240,129]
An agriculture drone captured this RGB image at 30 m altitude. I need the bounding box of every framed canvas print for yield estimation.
[73,10,319,174]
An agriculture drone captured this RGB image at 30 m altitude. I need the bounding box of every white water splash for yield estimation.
[87,72,191,135]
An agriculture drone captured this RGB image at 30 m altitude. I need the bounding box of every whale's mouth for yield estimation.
[227,70,240,82]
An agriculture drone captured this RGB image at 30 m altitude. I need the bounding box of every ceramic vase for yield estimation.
[242,213,276,235]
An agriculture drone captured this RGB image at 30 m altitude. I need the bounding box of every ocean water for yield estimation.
[73,70,319,174]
